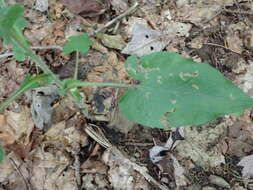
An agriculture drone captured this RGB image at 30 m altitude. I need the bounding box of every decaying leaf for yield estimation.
[122,24,167,56]
[102,147,150,190]
[29,85,59,131]
[59,0,103,17]
[34,0,48,12]
[175,121,228,168]
[0,107,34,145]
[110,0,129,14]
[237,154,253,179]
[98,34,126,50]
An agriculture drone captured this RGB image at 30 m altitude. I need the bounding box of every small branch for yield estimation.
[203,42,240,55]
[65,80,139,90]
[31,45,63,51]
[94,2,139,35]
[0,45,63,60]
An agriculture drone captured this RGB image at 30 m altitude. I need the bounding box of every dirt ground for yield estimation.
[1,0,253,190]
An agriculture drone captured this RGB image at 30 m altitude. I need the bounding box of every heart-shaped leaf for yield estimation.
[63,33,91,54]
[120,52,253,128]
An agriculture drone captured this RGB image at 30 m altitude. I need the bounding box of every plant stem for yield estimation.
[10,28,63,88]
[74,51,79,80]
[64,80,139,90]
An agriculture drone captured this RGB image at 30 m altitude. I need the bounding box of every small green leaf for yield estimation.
[63,33,91,54]
[120,52,253,128]
[69,88,85,108]
[0,74,54,112]
[0,146,4,162]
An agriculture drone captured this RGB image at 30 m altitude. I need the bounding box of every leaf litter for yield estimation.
[1,0,253,189]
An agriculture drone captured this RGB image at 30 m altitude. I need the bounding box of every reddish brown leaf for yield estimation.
[59,0,103,16]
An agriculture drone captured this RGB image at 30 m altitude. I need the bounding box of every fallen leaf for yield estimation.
[102,147,150,190]
[59,0,103,17]
[30,85,59,131]
[0,107,34,145]
[110,0,128,14]
[237,154,253,179]
[98,34,126,50]
[34,0,48,12]
[122,24,167,56]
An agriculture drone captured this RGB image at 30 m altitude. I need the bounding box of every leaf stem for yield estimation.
[74,51,79,80]
[10,28,63,88]
[64,80,139,89]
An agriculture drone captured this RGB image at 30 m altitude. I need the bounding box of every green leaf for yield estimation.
[0,146,4,162]
[0,74,54,112]
[0,5,24,37]
[120,52,253,128]
[0,5,28,60]
[63,33,91,54]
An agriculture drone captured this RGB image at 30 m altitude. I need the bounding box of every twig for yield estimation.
[9,157,32,190]
[203,42,240,55]
[223,7,253,15]
[202,9,223,24]
[0,45,63,60]
[72,142,81,187]
[31,45,63,51]
[94,2,139,35]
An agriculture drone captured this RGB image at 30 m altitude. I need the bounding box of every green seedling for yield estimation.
[1,3,253,132]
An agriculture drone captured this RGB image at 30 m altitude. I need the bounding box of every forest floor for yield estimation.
[1,0,253,189]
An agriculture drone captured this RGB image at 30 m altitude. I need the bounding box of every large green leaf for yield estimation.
[120,52,253,128]
[0,74,54,112]
[63,33,91,54]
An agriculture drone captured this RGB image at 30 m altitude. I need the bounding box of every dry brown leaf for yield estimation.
[0,107,34,145]
[110,0,128,14]
[227,121,253,157]
[59,0,103,16]
[0,152,29,190]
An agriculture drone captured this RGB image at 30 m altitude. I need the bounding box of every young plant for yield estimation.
[0,3,253,132]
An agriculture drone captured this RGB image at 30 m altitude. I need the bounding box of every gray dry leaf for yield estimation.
[34,0,48,12]
[149,146,169,163]
[237,154,253,179]
[28,85,59,131]
[122,24,168,57]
